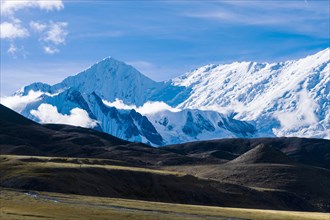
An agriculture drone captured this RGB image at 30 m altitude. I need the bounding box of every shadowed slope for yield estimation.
[0,155,316,211]
[165,145,330,211]
[0,104,193,166]
[165,138,330,169]
[0,104,37,126]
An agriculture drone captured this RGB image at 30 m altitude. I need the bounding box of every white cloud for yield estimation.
[30,21,47,32]
[103,99,135,110]
[1,90,44,113]
[102,98,180,115]
[0,21,29,39]
[1,0,64,15]
[43,46,59,54]
[30,104,98,128]
[43,21,68,45]
[137,101,180,115]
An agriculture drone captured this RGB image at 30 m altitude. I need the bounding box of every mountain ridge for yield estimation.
[2,48,329,145]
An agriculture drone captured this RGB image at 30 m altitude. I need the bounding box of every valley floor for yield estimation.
[0,188,329,220]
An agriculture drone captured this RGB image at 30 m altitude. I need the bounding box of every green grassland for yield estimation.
[1,188,329,220]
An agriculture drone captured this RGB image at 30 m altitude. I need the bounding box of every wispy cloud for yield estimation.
[185,10,304,26]
[7,43,28,58]
[30,21,68,54]
[183,1,329,37]
[42,21,68,45]
[219,0,325,12]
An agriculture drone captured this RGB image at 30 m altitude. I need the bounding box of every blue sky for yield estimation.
[1,0,329,95]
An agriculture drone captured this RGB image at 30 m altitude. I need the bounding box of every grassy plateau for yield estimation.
[1,188,329,220]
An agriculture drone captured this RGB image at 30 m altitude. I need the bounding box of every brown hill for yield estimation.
[228,144,294,165]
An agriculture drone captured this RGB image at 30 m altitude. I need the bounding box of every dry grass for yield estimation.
[1,188,329,220]
[0,155,183,176]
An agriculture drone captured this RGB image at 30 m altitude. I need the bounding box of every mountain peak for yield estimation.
[18,82,52,96]
[52,56,162,105]
[82,56,139,77]
[97,56,130,68]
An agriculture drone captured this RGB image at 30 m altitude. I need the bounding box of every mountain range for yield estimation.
[2,48,329,146]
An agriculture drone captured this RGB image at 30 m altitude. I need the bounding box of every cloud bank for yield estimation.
[102,99,180,115]
[1,90,44,112]
[31,104,98,128]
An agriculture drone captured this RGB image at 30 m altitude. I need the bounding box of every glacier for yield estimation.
[1,48,329,145]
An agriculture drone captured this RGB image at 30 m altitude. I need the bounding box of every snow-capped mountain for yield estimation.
[20,57,163,106]
[2,48,329,145]
[172,48,329,139]
[15,89,257,146]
